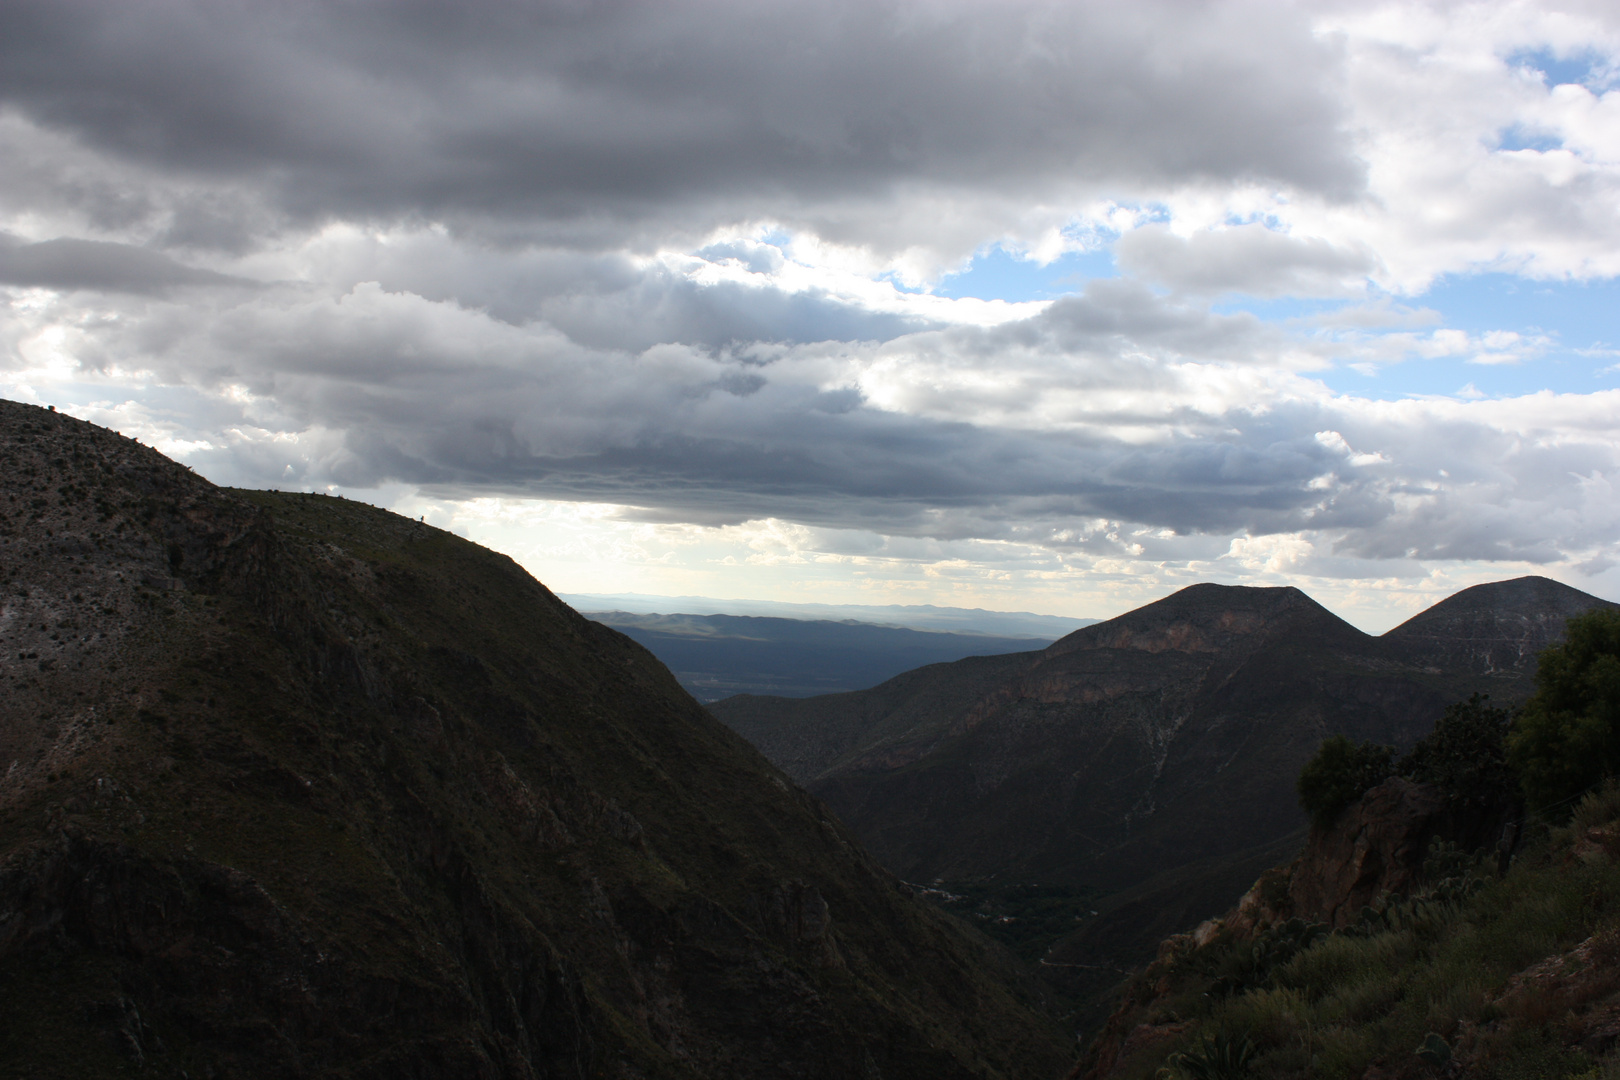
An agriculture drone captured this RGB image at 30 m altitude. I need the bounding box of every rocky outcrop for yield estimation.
[1287,777,1511,926]
[1161,777,1517,944]
[1070,776,1528,1080]
[1491,931,1620,1058]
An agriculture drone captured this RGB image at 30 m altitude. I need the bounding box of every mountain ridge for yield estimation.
[709,572,1615,998]
[0,398,1070,1079]
[561,592,1097,638]
[1384,575,1614,676]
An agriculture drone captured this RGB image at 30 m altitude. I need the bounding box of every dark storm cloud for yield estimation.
[347,241,937,349]
[263,390,1348,537]
[0,235,249,294]
[26,264,1613,569]
[0,0,1361,244]
[5,0,1612,583]
[86,281,1373,537]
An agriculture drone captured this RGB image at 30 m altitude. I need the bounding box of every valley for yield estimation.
[710,576,1616,1006]
[582,609,1056,701]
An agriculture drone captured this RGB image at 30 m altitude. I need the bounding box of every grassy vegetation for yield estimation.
[1103,784,1620,1080]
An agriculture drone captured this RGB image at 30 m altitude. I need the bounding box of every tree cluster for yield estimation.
[1297,608,1620,825]
[1508,607,1620,813]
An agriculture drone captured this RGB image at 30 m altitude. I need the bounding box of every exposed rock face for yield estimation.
[1285,777,1510,926]
[1070,789,1620,1080]
[1071,780,1505,1080]
[0,400,1067,1080]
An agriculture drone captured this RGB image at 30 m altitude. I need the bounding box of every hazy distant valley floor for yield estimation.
[587,609,1054,701]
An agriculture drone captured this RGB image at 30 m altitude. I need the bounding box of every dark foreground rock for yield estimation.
[0,399,1067,1080]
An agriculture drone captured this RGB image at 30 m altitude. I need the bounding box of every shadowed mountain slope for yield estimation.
[714,650,1042,784]
[710,576,1614,1015]
[709,579,1614,898]
[0,400,1069,1080]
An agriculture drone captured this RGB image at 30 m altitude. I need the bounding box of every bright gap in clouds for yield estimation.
[934,246,1117,302]
[1508,47,1617,93]
[948,246,1620,402]
[1309,274,1620,400]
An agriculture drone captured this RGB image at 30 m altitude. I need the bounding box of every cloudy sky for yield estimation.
[3,0,1618,630]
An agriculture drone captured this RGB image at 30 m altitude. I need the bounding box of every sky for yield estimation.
[2,0,1618,633]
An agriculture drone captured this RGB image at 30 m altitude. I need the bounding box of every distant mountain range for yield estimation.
[709,576,1616,995]
[585,610,1059,701]
[560,591,1095,638]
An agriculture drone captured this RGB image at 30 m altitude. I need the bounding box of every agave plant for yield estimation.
[1165,1031,1257,1080]
[1415,1032,1452,1069]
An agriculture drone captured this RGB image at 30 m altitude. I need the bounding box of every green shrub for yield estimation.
[1415,1032,1451,1068]
[1508,608,1620,815]
[1297,735,1394,827]
[1398,693,1518,810]
[1204,918,1331,998]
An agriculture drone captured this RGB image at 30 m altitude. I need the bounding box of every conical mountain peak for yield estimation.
[1383,575,1615,678]
[1046,582,1360,658]
[1387,575,1613,634]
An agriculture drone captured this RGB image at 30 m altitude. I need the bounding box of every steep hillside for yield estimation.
[716,584,1469,891]
[716,651,1040,784]
[0,400,1069,1080]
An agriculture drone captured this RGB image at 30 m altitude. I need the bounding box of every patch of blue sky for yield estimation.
[1506,47,1616,91]
[1423,273,1620,353]
[1496,124,1562,152]
[1309,273,1620,400]
[932,245,1116,302]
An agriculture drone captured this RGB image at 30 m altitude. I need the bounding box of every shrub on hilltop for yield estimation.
[1509,607,1620,816]
[1296,734,1394,828]
[1298,694,1520,828]
[1402,692,1518,811]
